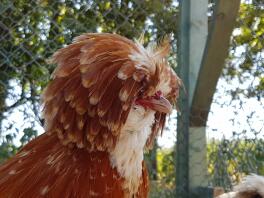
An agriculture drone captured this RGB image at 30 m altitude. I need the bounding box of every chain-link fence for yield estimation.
[0,0,263,197]
[0,0,179,130]
[206,0,264,191]
[0,0,179,161]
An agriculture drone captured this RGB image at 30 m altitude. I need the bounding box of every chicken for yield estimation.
[216,174,264,198]
[0,33,181,197]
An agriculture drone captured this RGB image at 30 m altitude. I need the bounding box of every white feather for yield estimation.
[156,77,171,95]
[129,41,156,74]
[234,174,264,196]
[217,174,264,198]
[109,105,155,195]
[217,192,237,198]
[129,41,172,96]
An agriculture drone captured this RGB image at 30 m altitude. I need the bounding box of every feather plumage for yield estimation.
[0,33,181,197]
[43,33,179,151]
[216,174,264,198]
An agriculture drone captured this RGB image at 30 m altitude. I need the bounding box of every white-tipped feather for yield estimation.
[117,71,128,80]
[217,174,264,198]
[129,41,156,74]
[156,75,171,95]
[235,174,264,197]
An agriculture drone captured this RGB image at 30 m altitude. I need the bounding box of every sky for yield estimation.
[157,76,264,148]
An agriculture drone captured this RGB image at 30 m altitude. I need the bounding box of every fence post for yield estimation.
[176,0,208,197]
[177,0,241,197]
[188,0,208,192]
[176,0,191,197]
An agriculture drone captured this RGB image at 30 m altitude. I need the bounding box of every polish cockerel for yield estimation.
[0,33,181,198]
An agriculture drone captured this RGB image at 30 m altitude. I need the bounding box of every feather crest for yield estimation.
[42,33,180,152]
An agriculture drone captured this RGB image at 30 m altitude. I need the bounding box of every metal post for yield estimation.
[176,0,240,197]
[189,0,241,196]
[176,0,190,197]
[188,0,208,192]
[176,0,208,197]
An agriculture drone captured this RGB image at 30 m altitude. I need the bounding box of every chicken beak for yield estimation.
[136,96,172,114]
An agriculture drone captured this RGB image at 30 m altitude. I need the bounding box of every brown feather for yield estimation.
[89,63,121,105]
[96,76,124,117]
[117,61,136,80]
[42,32,181,156]
[0,33,183,198]
[45,33,177,150]
[0,134,149,197]
[153,36,171,60]
[89,116,101,136]
[54,57,80,78]
[87,104,96,118]
[63,73,82,102]
[42,78,66,102]
[81,65,102,88]
[119,78,137,102]
[105,99,124,133]
[72,85,89,115]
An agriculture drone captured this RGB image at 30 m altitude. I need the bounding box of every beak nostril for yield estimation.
[156,90,162,97]
[153,90,162,99]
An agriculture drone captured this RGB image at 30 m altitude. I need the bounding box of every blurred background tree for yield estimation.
[224,2,264,100]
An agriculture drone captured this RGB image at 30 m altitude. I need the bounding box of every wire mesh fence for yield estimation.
[206,0,264,191]
[0,0,180,153]
[0,0,263,197]
[0,1,180,197]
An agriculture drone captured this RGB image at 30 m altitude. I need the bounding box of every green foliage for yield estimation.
[0,0,179,132]
[20,128,38,146]
[0,127,38,163]
[156,148,175,186]
[0,134,18,164]
[224,2,264,99]
[144,142,158,180]
[207,139,264,190]
[149,148,176,198]
[149,139,264,197]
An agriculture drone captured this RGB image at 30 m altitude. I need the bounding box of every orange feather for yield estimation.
[0,33,181,197]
